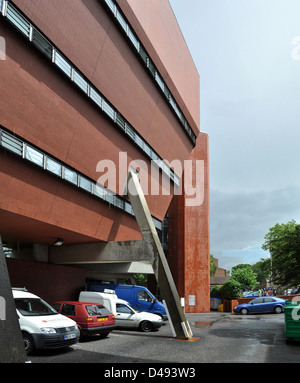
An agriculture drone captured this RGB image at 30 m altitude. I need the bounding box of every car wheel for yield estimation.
[99,332,109,338]
[140,321,153,332]
[22,332,35,354]
[241,308,248,315]
[274,306,282,314]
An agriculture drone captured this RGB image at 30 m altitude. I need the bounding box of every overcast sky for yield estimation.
[169,0,300,270]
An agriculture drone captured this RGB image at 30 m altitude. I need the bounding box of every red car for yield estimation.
[52,301,115,339]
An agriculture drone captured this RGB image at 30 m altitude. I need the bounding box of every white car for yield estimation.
[79,290,163,332]
[13,288,80,354]
[115,301,163,332]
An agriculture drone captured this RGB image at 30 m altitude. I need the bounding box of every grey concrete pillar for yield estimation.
[126,172,193,340]
[0,235,28,363]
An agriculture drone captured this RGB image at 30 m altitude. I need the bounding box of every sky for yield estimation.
[169,0,300,271]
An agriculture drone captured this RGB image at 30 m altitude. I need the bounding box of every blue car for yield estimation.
[234,297,286,315]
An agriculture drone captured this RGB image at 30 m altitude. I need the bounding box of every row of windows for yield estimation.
[0,128,163,230]
[0,0,180,188]
[102,0,197,146]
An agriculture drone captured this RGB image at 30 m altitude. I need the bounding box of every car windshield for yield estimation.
[85,304,111,316]
[15,298,57,316]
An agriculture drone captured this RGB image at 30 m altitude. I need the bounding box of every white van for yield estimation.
[13,288,80,354]
[79,290,163,332]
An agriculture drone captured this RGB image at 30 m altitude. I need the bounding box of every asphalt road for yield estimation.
[26,311,300,365]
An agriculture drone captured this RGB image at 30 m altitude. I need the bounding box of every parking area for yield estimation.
[27,311,300,364]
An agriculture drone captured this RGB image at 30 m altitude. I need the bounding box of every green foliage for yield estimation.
[251,258,271,284]
[220,280,242,300]
[210,255,218,277]
[133,274,147,285]
[262,220,300,287]
[231,264,258,290]
[210,281,241,300]
[210,285,222,298]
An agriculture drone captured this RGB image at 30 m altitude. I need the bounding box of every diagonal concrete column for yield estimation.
[126,172,193,340]
[0,235,28,362]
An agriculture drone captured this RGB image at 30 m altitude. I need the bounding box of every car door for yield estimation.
[115,303,137,328]
[135,290,155,312]
[262,297,276,312]
[249,298,265,313]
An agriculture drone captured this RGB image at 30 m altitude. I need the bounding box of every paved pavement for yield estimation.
[27,311,300,365]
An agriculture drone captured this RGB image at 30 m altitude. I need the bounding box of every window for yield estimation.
[63,167,78,185]
[15,298,57,316]
[128,29,139,50]
[46,157,62,176]
[138,291,153,302]
[102,100,115,120]
[93,183,106,200]
[79,176,92,192]
[264,298,275,303]
[73,70,88,94]
[253,298,264,304]
[90,87,102,108]
[116,9,127,32]
[25,145,44,167]
[61,304,76,316]
[0,131,23,156]
[116,304,133,314]
[54,51,72,77]
[85,304,111,316]
[32,28,52,59]
[6,3,30,37]
[106,191,115,204]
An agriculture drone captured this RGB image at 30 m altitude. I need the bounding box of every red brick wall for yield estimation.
[168,133,210,313]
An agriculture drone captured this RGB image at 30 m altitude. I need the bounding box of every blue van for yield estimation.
[87,282,167,320]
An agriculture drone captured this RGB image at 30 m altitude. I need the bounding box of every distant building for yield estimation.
[210,258,230,288]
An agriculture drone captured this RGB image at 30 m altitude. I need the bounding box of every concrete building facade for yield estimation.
[0,0,209,313]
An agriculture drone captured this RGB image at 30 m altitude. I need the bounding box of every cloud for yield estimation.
[210,186,300,269]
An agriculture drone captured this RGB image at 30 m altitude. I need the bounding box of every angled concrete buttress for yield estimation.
[0,235,28,362]
[126,171,193,340]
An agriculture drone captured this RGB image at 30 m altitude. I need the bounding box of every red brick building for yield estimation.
[0,0,209,312]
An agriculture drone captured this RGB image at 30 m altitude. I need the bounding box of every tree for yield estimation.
[220,280,241,300]
[231,264,258,290]
[251,258,271,284]
[210,255,218,277]
[262,220,300,287]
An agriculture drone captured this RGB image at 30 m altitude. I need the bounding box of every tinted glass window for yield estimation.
[61,304,76,316]
[85,304,111,316]
[264,298,275,303]
[253,298,264,304]
[138,291,153,302]
[15,298,57,316]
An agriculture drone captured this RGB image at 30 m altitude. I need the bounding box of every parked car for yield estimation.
[13,288,80,354]
[51,301,116,339]
[79,291,163,332]
[234,297,286,315]
[243,291,259,297]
